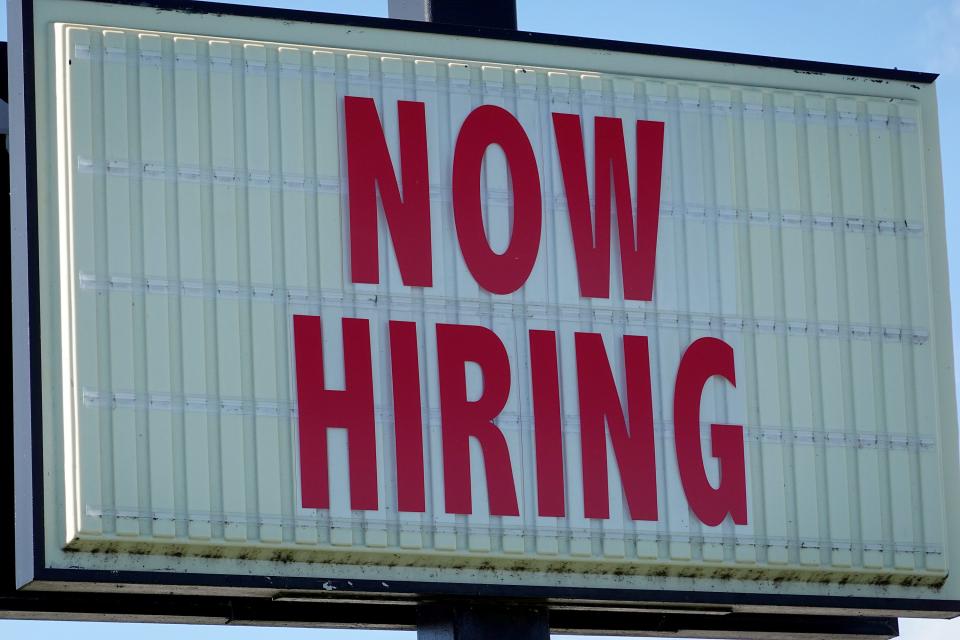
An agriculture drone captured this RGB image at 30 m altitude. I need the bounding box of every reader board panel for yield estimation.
[10,0,960,616]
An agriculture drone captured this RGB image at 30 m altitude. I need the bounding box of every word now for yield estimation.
[345,96,665,300]
[293,316,748,527]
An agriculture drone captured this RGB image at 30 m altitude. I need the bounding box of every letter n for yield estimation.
[575,332,657,520]
[345,96,432,286]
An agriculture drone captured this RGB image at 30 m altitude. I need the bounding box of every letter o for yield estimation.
[452,105,542,295]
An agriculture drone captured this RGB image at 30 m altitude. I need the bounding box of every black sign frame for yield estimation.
[4,1,954,636]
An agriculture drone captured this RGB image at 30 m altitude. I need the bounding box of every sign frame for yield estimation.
[6,0,959,633]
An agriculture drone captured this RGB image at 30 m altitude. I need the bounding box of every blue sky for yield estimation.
[2,0,960,638]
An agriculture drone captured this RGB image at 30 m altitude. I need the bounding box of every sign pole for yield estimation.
[388,0,519,30]
[418,602,549,640]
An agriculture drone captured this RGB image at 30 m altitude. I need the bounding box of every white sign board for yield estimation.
[11,0,960,618]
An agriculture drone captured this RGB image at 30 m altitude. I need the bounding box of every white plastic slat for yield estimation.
[548,72,580,308]
[207,39,247,543]
[67,26,105,537]
[897,103,924,226]
[742,90,769,217]
[312,50,342,290]
[804,96,833,217]
[172,37,212,541]
[774,93,801,216]
[137,32,176,539]
[103,29,140,537]
[819,339,852,566]
[836,98,864,219]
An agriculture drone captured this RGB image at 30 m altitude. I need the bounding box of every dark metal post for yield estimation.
[387,0,429,22]
[418,602,549,640]
[388,0,518,30]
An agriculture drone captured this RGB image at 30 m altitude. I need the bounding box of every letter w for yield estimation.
[553,114,664,301]
[345,96,432,286]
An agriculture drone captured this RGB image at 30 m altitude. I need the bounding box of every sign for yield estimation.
[10,0,960,621]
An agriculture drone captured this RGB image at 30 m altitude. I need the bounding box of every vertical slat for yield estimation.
[710,88,739,327]
[839,100,883,568]
[730,88,759,565]
[518,67,547,311]
[57,21,80,542]
[160,34,191,541]
[699,83,727,563]
[137,32,176,539]
[559,326,589,558]
[209,39,247,543]
[68,26,105,536]
[312,51,342,290]
[512,66,544,556]
[424,318,455,551]
[679,85,711,318]
[892,101,940,573]
[103,29,140,537]
[367,54,404,550]
[664,83,691,561]
[287,48,317,547]
[708,82,738,408]
[774,93,802,217]
[196,36,229,543]
[277,46,307,545]
[773,93,808,566]
[900,103,945,572]
[256,43,289,546]
[577,74,626,560]
[417,61,453,553]
[746,91,787,565]
[245,42,283,545]
[448,62,481,302]
[794,94,825,567]
[756,331,788,565]
[363,54,390,548]
[836,99,864,220]
[548,71,581,312]
[321,311,353,546]
[174,36,212,541]
[397,57,439,552]
[821,337,852,567]
[618,77,660,559]
[898,103,924,229]
[86,28,120,537]
[742,90,769,221]
[644,81,672,560]
[852,337,883,568]
[488,64,525,553]
[660,327,689,559]
[303,48,340,546]
[826,96,858,568]
[546,70,587,557]
[885,99,921,572]
[123,30,153,541]
[863,100,900,570]
[661,83,689,556]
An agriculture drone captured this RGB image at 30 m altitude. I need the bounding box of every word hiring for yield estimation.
[292,96,748,527]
